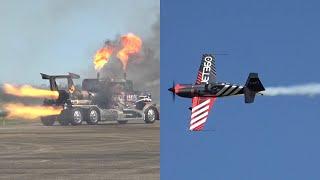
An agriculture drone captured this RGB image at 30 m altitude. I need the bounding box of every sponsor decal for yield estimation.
[201,56,213,83]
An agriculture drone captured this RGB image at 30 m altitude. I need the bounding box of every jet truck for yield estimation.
[40,73,159,126]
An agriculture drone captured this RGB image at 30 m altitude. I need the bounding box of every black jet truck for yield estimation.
[40,73,159,126]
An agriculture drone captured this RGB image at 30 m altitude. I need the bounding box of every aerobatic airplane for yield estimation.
[168,54,265,131]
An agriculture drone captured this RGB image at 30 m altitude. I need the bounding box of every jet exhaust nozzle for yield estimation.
[55,90,70,104]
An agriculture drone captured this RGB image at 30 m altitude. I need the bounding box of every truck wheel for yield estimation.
[41,116,55,126]
[144,106,158,124]
[86,108,100,125]
[58,110,70,126]
[70,108,83,126]
[117,120,128,124]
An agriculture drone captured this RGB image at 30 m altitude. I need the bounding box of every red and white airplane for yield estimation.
[168,54,265,131]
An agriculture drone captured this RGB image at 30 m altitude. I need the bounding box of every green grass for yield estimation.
[0,118,32,126]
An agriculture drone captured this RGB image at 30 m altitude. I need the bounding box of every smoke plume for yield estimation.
[263,83,320,96]
[99,16,160,103]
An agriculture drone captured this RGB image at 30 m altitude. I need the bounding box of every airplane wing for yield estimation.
[195,54,216,85]
[190,96,216,131]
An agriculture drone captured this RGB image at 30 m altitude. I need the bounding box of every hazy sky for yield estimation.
[0,0,159,84]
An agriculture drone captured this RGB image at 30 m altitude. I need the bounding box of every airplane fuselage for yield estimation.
[168,53,265,131]
[170,82,244,98]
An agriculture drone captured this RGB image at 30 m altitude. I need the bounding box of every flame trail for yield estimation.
[263,83,320,96]
[3,103,62,120]
[117,33,142,71]
[3,83,59,99]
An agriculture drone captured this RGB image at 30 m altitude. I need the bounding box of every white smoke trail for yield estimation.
[263,83,320,96]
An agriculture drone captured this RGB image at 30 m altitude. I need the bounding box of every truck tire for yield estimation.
[70,108,83,126]
[86,107,100,125]
[41,116,55,126]
[117,120,128,124]
[58,110,70,126]
[144,106,158,124]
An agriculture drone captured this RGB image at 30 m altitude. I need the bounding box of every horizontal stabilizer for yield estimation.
[244,87,256,103]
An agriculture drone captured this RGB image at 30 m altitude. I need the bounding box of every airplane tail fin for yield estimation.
[244,73,265,103]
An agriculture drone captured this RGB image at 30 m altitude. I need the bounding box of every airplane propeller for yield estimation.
[168,81,176,102]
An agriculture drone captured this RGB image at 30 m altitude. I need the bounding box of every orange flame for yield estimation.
[3,103,62,120]
[117,33,142,71]
[3,83,59,99]
[93,46,113,71]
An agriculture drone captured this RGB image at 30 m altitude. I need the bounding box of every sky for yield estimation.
[161,0,320,179]
[0,0,159,84]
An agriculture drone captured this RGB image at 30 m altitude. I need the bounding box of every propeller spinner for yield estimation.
[168,81,176,102]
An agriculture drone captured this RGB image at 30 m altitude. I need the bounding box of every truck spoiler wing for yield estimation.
[40,72,80,79]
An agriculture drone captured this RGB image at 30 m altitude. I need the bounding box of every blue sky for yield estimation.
[161,0,320,179]
[0,0,158,84]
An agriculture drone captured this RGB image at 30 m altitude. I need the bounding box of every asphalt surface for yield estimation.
[0,121,159,180]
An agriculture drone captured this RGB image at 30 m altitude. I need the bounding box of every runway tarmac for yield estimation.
[0,121,159,180]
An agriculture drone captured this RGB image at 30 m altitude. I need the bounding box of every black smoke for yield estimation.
[99,16,160,103]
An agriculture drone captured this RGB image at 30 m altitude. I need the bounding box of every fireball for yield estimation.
[116,33,142,71]
[93,46,113,71]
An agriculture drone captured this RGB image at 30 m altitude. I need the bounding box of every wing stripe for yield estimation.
[190,96,216,131]
[223,85,237,96]
[191,105,209,118]
[193,124,204,131]
[190,118,207,130]
[192,99,210,112]
[216,85,230,96]
[196,71,202,84]
[190,111,209,124]
[230,86,243,95]
[225,86,240,95]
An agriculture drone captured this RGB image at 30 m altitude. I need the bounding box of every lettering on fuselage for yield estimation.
[201,56,213,83]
